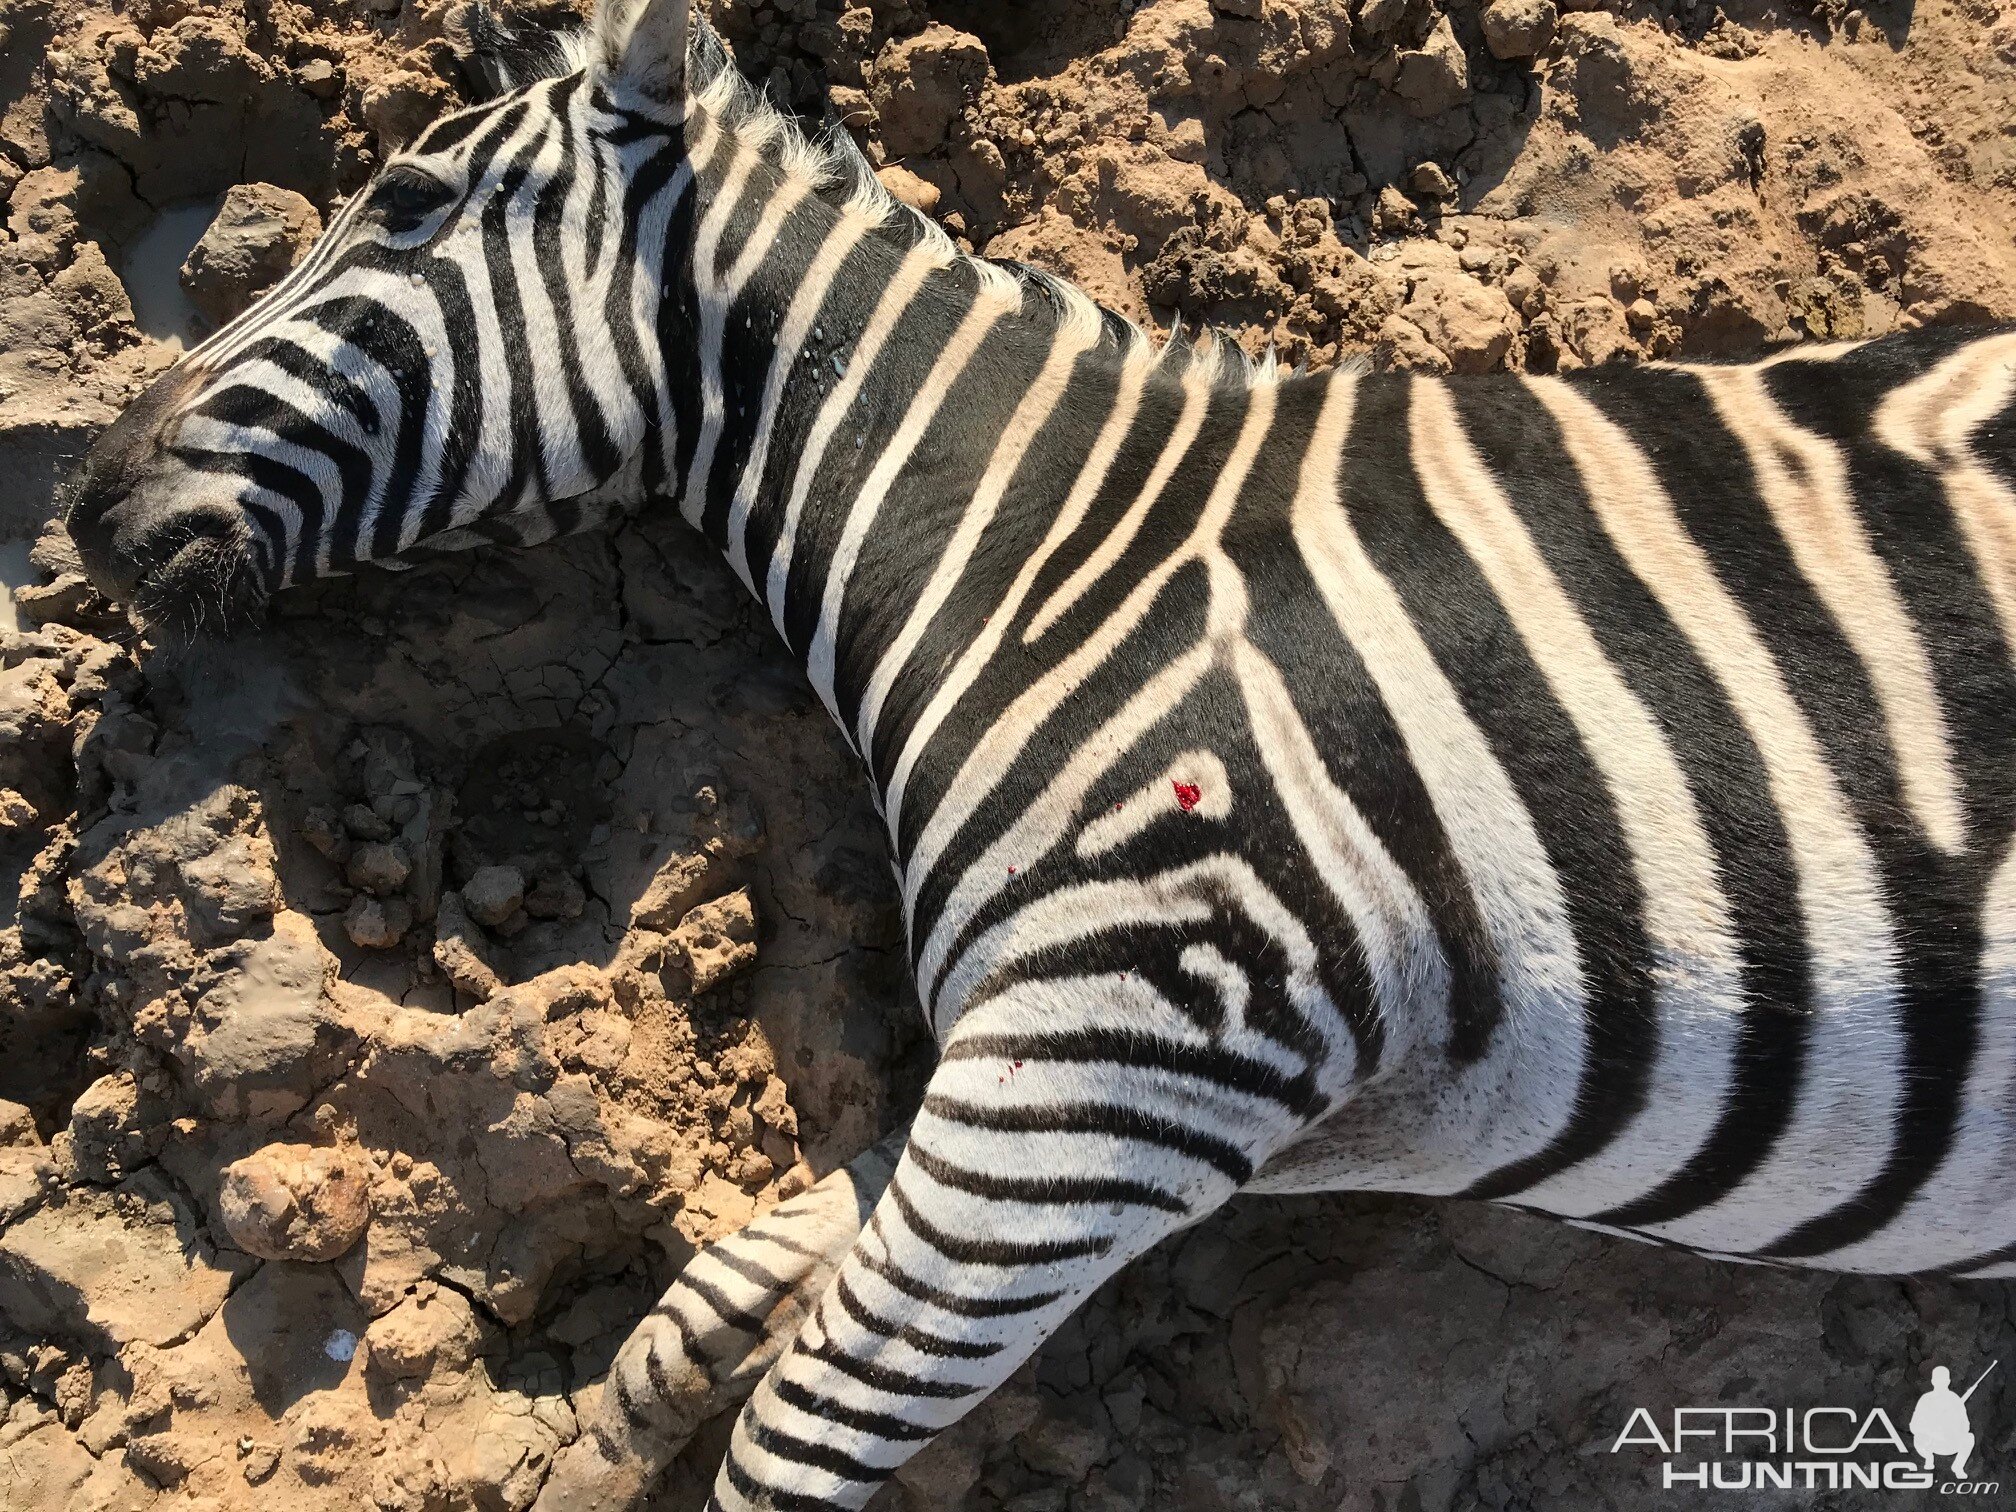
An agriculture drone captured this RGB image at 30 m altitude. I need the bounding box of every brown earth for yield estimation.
[4,0,2016,1509]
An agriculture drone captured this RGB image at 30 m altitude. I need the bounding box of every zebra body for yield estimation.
[60,0,2016,1504]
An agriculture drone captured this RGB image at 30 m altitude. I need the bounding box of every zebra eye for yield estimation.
[372,167,455,234]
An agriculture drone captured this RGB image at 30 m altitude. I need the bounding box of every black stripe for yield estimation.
[1449,372,1814,1229]
[1340,377,1661,1204]
[831,1270,1001,1359]
[675,1270,769,1335]
[721,1442,851,1512]
[770,1376,936,1442]
[941,1027,1316,1114]
[743,1417,890,1485]
[905,1138,1188,1216]
[887,1173,1112,1265]
[859,1215,1063,1318]
[918,1092,1253,1186]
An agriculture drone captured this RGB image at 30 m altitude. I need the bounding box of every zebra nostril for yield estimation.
[124,510,270,639]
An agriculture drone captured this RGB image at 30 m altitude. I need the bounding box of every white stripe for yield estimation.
[1698,363,1967,856]
[721,209,877,590]
[804,286,1019,724]
[1873,331,2016,648]
[1405,378,1748,1215]
[908,381,1279,1017]
[677,136,769,528]
[852,315,1098,754]
[881,345,1153,842]
[1282,373,1587,1193]
[1528,374,1903,1254]
[764,243,940,644]
[1023,357,1213,643]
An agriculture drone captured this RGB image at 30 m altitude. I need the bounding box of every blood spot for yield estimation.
[1173,781,1202,812]
[1007,866,1018,875]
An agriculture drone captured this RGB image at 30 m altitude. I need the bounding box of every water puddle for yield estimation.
[120,199,218,353]
[0,538,35,636]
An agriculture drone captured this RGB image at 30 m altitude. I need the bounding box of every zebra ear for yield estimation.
[446,1,576,101]
[592,0,690,102]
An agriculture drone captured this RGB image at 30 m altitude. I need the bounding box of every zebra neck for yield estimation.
[670,140,1126,790]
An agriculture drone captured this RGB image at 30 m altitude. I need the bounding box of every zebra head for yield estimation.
[65,0,699,635]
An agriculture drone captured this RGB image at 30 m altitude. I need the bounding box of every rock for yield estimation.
[0,1180,239,1348]
[1409,161,1457,200]
[674,889,757,995]
[893,1431,985,1506]
[180,183,321,326]
[523,871,585,921]
[0,1100,36,1147]
[345,893,412,949]
[296,58,341,99]
[343,802,393,841]
[364,1287,482,1380]
[59,1072,163,1182]
[871,25,991,158]
[1393,16,1471,118]
[462,865,525,928]
[1397,270,1521,373]
[217,1142,372,1262]
[1016,1401,1110,1482]
[877,163,941,216]
[179,833,281,941]
[1482,0,1560,59]
[346,839,412,896]
[433,890,504,999]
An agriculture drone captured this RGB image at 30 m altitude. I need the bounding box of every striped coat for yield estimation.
[57,0,2016,1505]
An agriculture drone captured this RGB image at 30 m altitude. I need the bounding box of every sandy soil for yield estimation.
[4,0,2016,1508]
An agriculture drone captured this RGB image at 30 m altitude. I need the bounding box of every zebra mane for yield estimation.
[448,5,1260,384]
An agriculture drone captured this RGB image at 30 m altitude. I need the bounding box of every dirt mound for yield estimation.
[5,1,2016,1509]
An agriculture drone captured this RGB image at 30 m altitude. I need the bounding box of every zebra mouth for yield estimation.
[126,522,271,641]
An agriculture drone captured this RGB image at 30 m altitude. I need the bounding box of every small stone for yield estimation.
[876,163,940,215]
[1482,0,1560,59]
[1409,161,1457,199]
[676,890,758,995]
[296,59,341,99]
[0,789,38,831]
[1017,1402,1110,1482]
[365,1288,481,1380]
[1393,16,1471,117]
[462,865,525,928]
[344,894,412,950]
[217,1143,372,1262]
[345,840,411,896]
[524,872,586,921]
[241,1442,280,1484]
[180,184,323,326]
[343,803,393,841]
[432,891,503,1000]
[300,806,350,862]
[1626,296,1660,331]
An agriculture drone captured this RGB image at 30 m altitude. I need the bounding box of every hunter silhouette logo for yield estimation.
[1611,1360,2001,1494]
[1912,1363,1996,1481]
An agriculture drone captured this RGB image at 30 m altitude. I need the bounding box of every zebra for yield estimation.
[58,0,2016,1505]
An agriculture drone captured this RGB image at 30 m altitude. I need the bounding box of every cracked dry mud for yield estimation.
[4,1,2016,1510]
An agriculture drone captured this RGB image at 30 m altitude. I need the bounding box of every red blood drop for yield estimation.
[1173,781,1202,812]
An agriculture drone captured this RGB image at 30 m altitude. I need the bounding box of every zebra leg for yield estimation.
[536,1133,905,1512]
[703,1055,1275,1510]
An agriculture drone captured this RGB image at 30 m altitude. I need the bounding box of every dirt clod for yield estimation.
[217,1143,373,1262]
